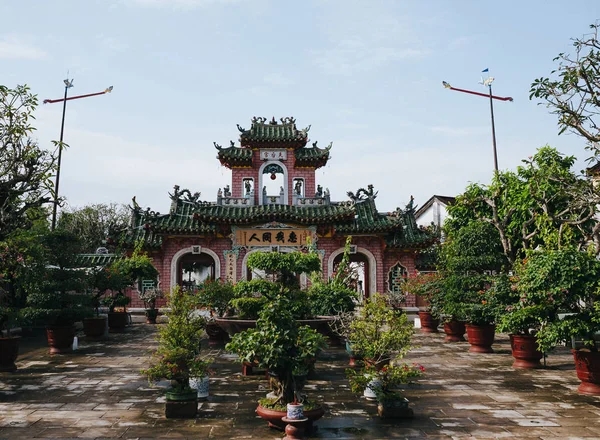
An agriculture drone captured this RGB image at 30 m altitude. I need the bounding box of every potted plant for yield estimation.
[499,249,600,385]
[104,249,159,332]
[347,294,414,369]
[22,230,90,354]
[407,272,443,333]
[138,287,164,324]
[225,250,327,432]
[347,362,424,418]
[345,294,421,417]
[103,290,131,333]
[84,264,128,339]
[0,307,22,371]
[142,286,207,418]
[195,278,235,346]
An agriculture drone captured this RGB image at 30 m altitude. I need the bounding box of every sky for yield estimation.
[3,0,600,215]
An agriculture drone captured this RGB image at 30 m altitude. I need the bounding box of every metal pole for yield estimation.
[488,84,499,173]
[51,84,69,231]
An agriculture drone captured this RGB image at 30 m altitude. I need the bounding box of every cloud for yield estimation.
[0,36,48,60]
[96,34,129,52]
[311,9,428,75]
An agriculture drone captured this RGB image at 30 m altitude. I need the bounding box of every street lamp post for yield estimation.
[442,70,513,173]
[44,79,113,230]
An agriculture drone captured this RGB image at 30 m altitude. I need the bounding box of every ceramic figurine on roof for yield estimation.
[120,118,436,307]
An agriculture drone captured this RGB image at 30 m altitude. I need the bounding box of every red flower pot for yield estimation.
[0,336,21,372]
[83,316,107,340]
[108,312,129,333]
[256,404,324,432]
[443,320,466,342]
[419,311,439,333]
[510,334,543,369]
[466,324,495,353]
[46,326,75,354]
[572,349,600,395]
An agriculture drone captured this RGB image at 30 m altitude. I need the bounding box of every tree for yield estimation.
[57,203,129,253]
[447,146,598,268]
[0,85,56,240]
[530,23,600,155]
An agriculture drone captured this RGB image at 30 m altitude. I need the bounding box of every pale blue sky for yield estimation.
[3,0,599,214]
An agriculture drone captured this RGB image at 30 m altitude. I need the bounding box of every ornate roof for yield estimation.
[215,141,253,168]
[125,186,436,250]
[74,253,120,267]
[238,116,309,148]
[294,141,331,169]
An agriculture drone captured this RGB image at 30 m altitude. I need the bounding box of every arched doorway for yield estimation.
[327,246,376,302]
[258,161,288,205]
[332,252,370,302]
[178,253,216,290]
[169,247,221,290]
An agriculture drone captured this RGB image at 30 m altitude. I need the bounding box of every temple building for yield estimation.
[122,117,435,307]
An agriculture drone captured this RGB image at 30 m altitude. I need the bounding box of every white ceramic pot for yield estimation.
[363,378,382,400]
[189,375,209,399]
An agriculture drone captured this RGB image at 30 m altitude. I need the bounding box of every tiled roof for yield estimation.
[294,142,331,169]
[193,203,354,225]
[124,194,436,250]
[215,144,252,168]
[75,253,120,267]
[238,117,309,148]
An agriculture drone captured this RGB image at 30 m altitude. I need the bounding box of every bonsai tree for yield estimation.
[196,278,235,319]
[89,264,129,315]
[23,230,90,327]
[499,248,600,353]
[142,287,208,394]
[347,362,424,403]
[102,247,158,312]
[138,287,164,322]
[346,294,414,367]
[225,250,326,407]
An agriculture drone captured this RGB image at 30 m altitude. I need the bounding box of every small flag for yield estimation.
[482,68,489,73]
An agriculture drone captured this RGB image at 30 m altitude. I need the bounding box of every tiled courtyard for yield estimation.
[2,322,600,440]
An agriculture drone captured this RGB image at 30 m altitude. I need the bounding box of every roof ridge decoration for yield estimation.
[347,184,378,203]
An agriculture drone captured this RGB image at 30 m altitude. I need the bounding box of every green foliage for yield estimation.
[233,279,280,300]
[142,287,208,392]
[529,23,600,154]
[346,363,424,402]
[347,294,414,364]
[22,230,90,326]
[111,246,158,287]
[195,278,235,318]
[306,280,357,316]
[57,203,129,253]
[499,249,600,352]
[0,85,56,241]
[226,295,327,404]
[247,251,321,289]
[228,296,268,319]
[404,272,443,317]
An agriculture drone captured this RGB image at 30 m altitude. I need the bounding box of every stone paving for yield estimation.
[1,323,600,440]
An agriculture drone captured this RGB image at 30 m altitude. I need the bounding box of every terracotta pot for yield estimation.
[256,404,324,432]
[377,398,414,419]
[205,321,230,347]
[46,326,75,354]
[466,324,495,353]
[145,309,159,324]
[418,311,439,333]
[443,320,466,342]
[83,316,107,340]
[572,349,600,395]
[0,336,21,372]
[107,312,129,333]
[510,334,543,369]
[165,390,197,418]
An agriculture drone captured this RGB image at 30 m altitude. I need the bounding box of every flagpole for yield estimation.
[45,80,113,230]
[442,70,511,174]
[488,84,499,173]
